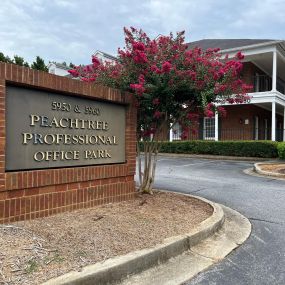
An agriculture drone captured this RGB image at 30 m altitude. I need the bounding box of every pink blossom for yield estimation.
[236,51,245,60]
[111,70,119,77]
[204,109,214,118]
[213,72,220,80]
[92,56,101,67]
[138,74,145,85]
[130,83,142,89]
[130,83,145,96]
[89,76,96,82]
[68,69,79,77]
[148,41,158,54]
[187,71,196,80]
[162,61,172,73]
[172,44,179,50]
[133,50,148,64]
[185,50,193,58]
[153,111,162,119]
[133,41,145,51]
[217,106,227,117]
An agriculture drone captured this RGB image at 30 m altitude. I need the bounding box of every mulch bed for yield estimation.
[258,163,285,175]
[0,191,213,285]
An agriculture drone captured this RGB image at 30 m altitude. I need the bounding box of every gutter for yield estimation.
[219,40,284,54]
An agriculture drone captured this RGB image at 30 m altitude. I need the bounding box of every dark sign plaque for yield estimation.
[6,86,126,171]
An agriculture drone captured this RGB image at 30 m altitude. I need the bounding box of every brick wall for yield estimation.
[241,62,266,86]
[180,104,283,141]
[221,104,283,140]
[0,63,137,223]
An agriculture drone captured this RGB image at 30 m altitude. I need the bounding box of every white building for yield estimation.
[47,62,71,77]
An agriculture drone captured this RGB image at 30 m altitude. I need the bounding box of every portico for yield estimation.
[169,39,285,142]
[214,42,285,142]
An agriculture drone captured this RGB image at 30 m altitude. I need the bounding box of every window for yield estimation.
[203,118,215,140]
[172,122,182,140]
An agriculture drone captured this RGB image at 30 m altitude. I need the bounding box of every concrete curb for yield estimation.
[119,204,252,285]
[157,152,275,162]
[42,195,224,285]
[254,162,285,178]
[244,167,285,181]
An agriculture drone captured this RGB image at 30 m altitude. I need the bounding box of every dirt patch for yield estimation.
[0,191,212,285]
[258,163,285,175]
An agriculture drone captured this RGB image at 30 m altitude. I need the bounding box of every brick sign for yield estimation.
[0,63,137,224]
[6,86,126,171]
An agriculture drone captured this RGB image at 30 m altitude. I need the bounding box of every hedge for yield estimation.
[139,140,279,158]
[277,142,285,159]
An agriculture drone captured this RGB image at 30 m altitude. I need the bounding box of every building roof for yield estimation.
[48,62,70,70]
[94,50,117,61]
[186,39,277,51]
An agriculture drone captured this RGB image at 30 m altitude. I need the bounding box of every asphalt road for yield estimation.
[138,156,285,285]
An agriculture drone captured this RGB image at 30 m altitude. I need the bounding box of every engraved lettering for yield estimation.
[22,133,33,144]
[30,115,40,126]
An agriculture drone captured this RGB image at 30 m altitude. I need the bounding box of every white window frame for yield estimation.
[203,117,215,140]
[172,122,182,141]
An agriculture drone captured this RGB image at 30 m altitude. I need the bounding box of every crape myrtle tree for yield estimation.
[69,27,252,194]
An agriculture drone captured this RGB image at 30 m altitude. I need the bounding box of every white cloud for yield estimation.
[229,0,285,35]
[53,0,77,9]
[0,0,284,65]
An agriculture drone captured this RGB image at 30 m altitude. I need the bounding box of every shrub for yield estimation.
[277,142,285,159]
[139,140,279,158]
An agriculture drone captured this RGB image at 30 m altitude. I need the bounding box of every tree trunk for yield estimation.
[137,140,159,194]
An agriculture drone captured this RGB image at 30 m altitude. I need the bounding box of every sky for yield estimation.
[1,0,285,66]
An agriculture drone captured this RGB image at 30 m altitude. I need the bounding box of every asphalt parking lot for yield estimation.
[137,156,285,285]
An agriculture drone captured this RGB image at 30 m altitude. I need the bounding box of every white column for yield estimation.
[272,50,277,91]
[272,101,276,141]
[265,119,268,140]
[255,116,259,140]
[214,112,219,141]
[169,123,173,142]
[283,107,285,142]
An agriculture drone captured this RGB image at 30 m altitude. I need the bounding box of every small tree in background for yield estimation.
[0,52,13,63]
[13,55,29,67]
[69,27,252,194]
[0,53,49,71]
[31,56,48,71]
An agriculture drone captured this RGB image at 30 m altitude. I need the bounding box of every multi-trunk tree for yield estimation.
[69,27,252,193]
